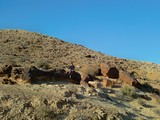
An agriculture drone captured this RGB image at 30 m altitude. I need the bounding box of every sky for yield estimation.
[0,0,160,64]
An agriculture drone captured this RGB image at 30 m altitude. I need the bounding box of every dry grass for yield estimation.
[153,109,160,116]
[137,98,146,106]
[115,85,137,101]
[35,59,50,70]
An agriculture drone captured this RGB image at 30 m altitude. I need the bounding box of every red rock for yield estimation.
[119,71,141,88]
[100,63,119,79]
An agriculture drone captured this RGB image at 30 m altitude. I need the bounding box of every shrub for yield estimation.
[120,85,137,98]
[156,98,160,105]
[153,109,160,116]
[36,60,50,70]
[116,85,137,101]
[5,57,17,66]
[142,82,154,93]
[137,98,145,106]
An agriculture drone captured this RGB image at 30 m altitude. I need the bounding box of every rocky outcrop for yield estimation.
[0,63,142,90]
[0,65,83,84]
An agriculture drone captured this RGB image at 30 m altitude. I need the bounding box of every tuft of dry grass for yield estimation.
[137,98,146,106]
[35,60,50,70]
[156,97,160,105]
[153,109,160,116]
[120,85,137,98]
[5,57,17,67]
[116,85,137,101]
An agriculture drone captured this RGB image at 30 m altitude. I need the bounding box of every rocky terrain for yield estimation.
[0,29,160,120]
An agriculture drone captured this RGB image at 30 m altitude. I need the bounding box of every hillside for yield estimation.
[0,30,160,85]
[0,29,160,119]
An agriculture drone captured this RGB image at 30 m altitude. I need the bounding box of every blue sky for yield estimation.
[0,0,160,64]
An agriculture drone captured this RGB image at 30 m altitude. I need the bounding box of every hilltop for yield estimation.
[0,29,160,119]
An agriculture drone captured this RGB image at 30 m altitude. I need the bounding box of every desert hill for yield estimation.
[0,29,160,81]
[0,29,160,119]
[0,29,160,87]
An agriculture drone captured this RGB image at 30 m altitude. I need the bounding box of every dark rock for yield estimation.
[0,65,12,78]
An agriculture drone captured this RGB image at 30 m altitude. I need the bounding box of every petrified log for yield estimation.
[9,66,67,83]
[119,70,142,89]
[100,63,119,79]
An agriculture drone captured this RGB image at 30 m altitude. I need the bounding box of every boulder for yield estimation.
[100,63,119,79]
[101,77,117,88]
[88,81,102,89]
[0,65,12,78]
[119,70,142,89]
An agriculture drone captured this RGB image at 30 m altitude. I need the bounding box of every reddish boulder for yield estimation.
[100,63,119,79]
[119,70,141,88]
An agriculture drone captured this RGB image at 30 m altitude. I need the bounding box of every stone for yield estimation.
[102,77,117,88]
[100,63,119,79]
[119,71,142,89]
[0,65,12,78]
[88,81,102,89]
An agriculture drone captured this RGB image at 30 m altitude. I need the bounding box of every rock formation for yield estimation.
[0,62,142,90]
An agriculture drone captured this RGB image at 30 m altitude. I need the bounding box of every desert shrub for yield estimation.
[156,98,160,105]
[0,56,3,63]
[153,109,160,116]
[18,57,27,63]
[5,57,17,67]
[35,60,50,70]
[120,85,137,97]
[116,85,137,100]
[34,105,55,119]
[137,98,145,106]
[142,82,154,93]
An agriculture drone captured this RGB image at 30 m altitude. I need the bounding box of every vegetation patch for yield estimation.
[116,85,137,101]
[137,98,146,106]
[35,60,50,70]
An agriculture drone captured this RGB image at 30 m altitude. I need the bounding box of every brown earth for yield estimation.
[0,29,160,120]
